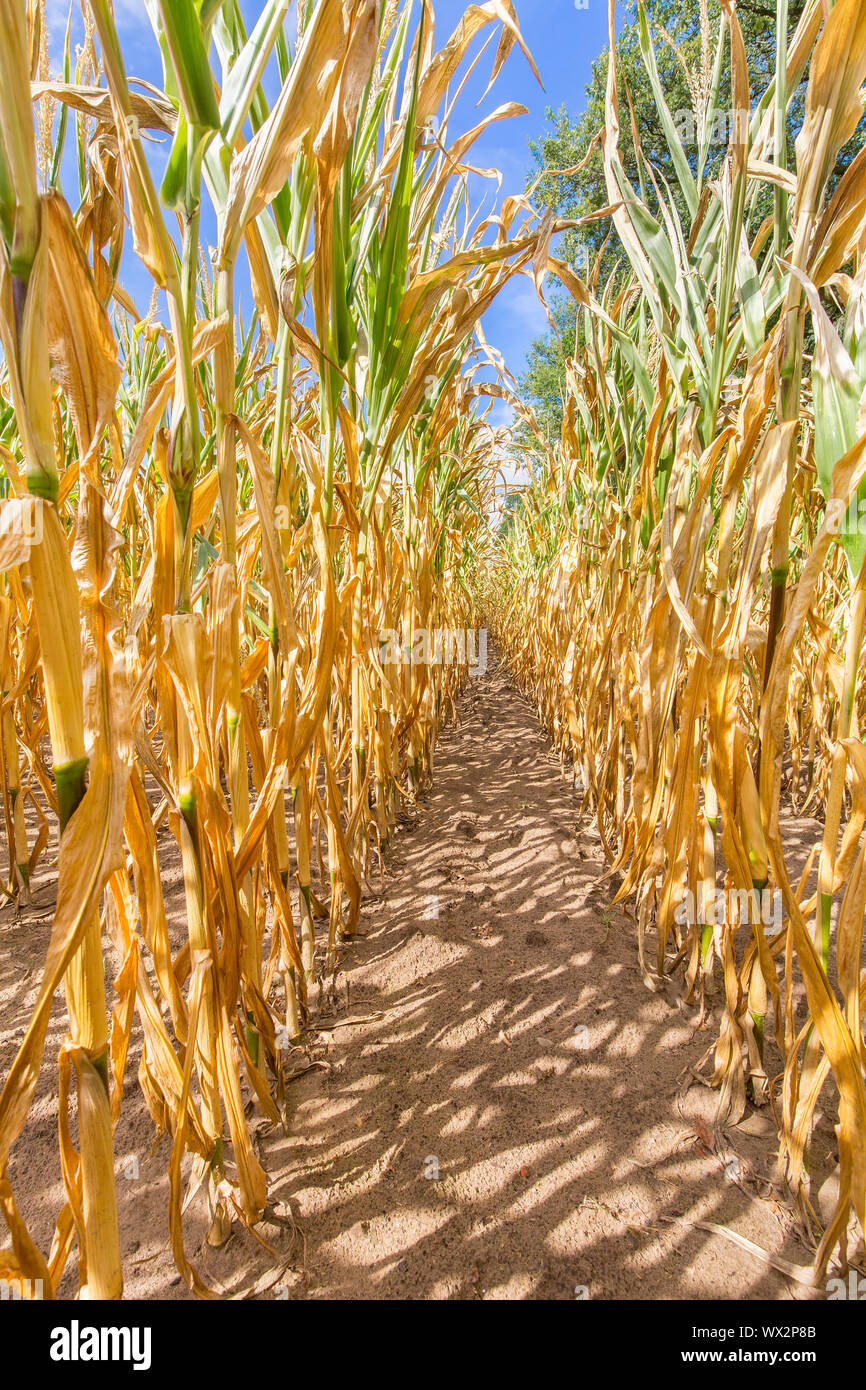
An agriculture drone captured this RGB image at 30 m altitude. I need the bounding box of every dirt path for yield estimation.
[238,651,811,1301]
[1,649,816,1300]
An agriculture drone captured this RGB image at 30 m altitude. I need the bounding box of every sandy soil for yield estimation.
[0,649,824,1300]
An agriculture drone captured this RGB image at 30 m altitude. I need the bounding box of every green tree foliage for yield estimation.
[522,0,861,439]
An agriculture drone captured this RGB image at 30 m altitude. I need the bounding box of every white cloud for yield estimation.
[488,401,515,431]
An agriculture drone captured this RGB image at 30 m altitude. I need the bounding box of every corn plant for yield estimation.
[490,0,866,1281]
[0,0,552,1298]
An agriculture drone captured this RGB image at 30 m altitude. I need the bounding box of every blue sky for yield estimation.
[432,0,618,389]
[44,0,623,416]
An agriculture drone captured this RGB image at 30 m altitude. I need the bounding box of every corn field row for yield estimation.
[0,0,558,1298]
[0,0,865,1300]
[489,0,866,1285]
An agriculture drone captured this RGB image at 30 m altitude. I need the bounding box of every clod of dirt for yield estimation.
[524,929,549,947]
[735,1110,775,1138]
[816,1172,840,1224]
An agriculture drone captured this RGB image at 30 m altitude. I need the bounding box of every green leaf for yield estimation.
[155,0,220,133]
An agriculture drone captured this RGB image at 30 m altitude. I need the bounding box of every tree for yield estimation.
[521,0,862,439]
